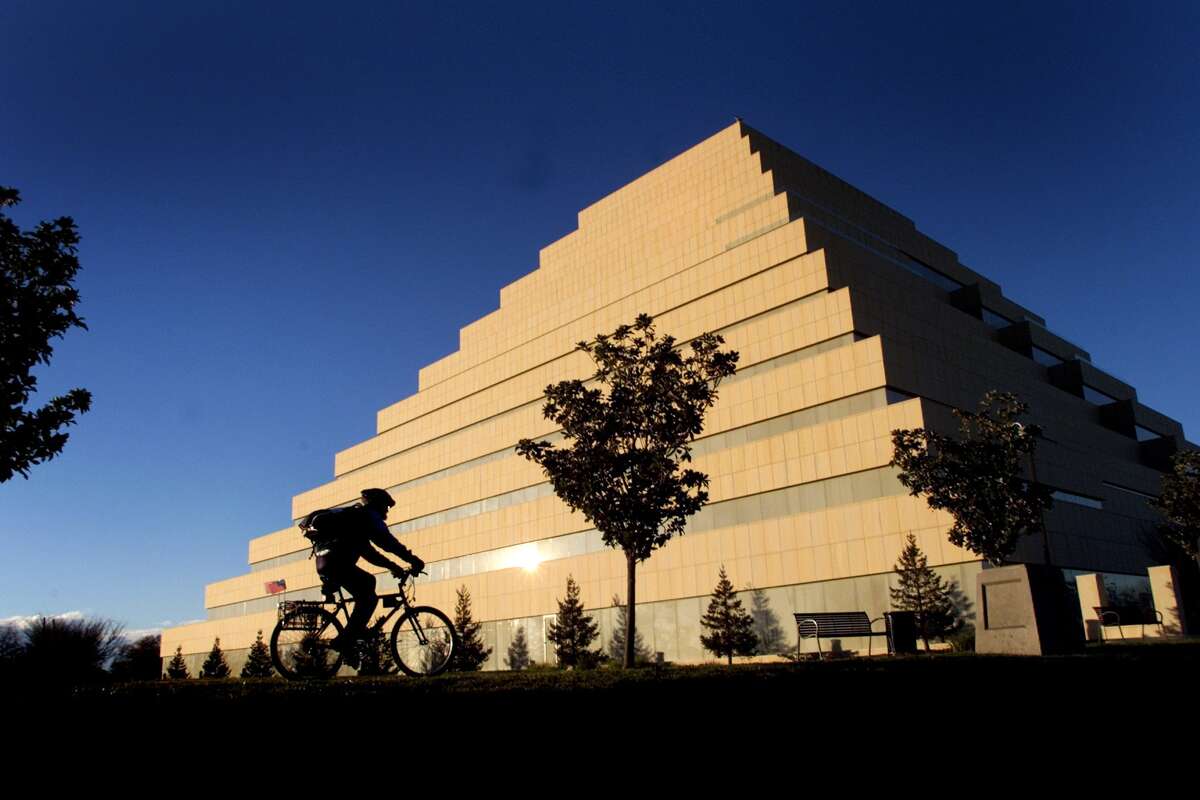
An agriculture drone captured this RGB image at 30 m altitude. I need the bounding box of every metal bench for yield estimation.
[793,611,889,657]
[1093,605,1164,641]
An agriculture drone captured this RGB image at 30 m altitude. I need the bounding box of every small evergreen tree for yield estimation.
[357,618,396,676]
[450,585,492,671]
[700,566,758,665]
[749,588,787,655]
[891,533,956,650]
[165,645,190,680]
[290,633,332,679]
[240,630,274,678]
[546,575,601,668]
[607,594,651,664]
[505,625,532,671]
[423,631,453,674]
[199,637,230,678]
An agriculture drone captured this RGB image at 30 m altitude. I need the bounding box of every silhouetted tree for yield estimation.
[0,186,92,482]
[450,586,491,671]
[891,534,956,650]
[165,645,190,680]
[240,630,274,678]
[199,637,231,678]
[289,633,332,679]
[505,626,532,671]
[21,615,124,684]
[110,634,162,681]
[607,594,651,663]
[700,566,758,665]
[0,624,23,679]
[891,391,1053,565]
[357,618,396,676]
[423,631,453,674]
[518,313,738,667]
[1153,450,1200,558]
[750,588,787,655]
[546,575,600,668]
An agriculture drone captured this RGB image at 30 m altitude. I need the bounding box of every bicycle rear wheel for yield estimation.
[390,606,457,677]
[271,605,345,680]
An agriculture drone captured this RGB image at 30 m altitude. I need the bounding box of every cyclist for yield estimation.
[314,487,425,668]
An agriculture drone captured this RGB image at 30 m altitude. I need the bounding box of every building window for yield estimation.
[1102,481,1158,501]
[1081,384,1117,405]
[1031,347,1063,367]
[1135,425,1160,442]
[1050,489,1104,510]
[982,308,1012,329]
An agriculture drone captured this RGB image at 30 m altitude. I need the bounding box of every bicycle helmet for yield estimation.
[360,487,396,508]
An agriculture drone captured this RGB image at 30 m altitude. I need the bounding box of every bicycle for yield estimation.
[270,569,458,680]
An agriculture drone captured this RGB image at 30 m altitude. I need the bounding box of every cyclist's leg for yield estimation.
[336,564,378,644]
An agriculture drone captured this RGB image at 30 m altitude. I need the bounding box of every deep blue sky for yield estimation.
[2,1,1197,632]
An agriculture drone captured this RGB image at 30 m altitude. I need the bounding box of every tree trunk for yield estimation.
[625,551,637,669]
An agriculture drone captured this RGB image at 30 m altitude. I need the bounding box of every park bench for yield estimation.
[1093,605,1164,641]
[793,611,889,658]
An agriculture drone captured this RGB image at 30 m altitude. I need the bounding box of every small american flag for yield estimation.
[265,579,287,594]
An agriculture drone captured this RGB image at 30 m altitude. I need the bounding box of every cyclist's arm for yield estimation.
[360,544,404,572]
[366,515,420,566]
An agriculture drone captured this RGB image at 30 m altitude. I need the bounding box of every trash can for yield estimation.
[884,611,918,655]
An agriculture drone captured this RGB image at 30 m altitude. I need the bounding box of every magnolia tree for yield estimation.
[891,391,1053,565]
[1153,450,1200,559]
[518,314,738,667]
[1,187,92,482]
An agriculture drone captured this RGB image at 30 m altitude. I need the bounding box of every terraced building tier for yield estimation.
[162,121,1192,673]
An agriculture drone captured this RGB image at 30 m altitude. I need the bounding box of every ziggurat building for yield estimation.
[162,122,1191,671]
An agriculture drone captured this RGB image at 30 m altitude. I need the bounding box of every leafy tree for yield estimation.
[21,615,124,684]
[165,645,191,680]
[890,390,1053,565]
[517,313,738,667]
[890,533,957,650]
[1152,449,1200,559]
[357,618,396,676]
[199,637,231,678]
[607,594,651,664]
[240,630,274,678]
[505,625,532,671]
[0,187,92,483]
[546,575,600,668]
[700,566,758,665]
[110,634,163,681]
[749,588,788,655]
[450,585,492,671]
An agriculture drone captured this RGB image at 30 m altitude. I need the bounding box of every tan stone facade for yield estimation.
[162,121,1190,672]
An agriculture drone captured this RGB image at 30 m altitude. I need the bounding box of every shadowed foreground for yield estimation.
[44,640,1200,715]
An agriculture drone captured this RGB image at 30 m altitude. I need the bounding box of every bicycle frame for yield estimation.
[293,573,436,646]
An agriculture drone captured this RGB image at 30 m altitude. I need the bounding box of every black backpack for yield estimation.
[299,505,362,556]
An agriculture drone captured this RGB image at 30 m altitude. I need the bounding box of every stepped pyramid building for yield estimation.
[162,121,1191,671]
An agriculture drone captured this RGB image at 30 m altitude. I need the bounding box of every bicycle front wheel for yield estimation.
[390,606,458,677]
[271,605,345,680]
